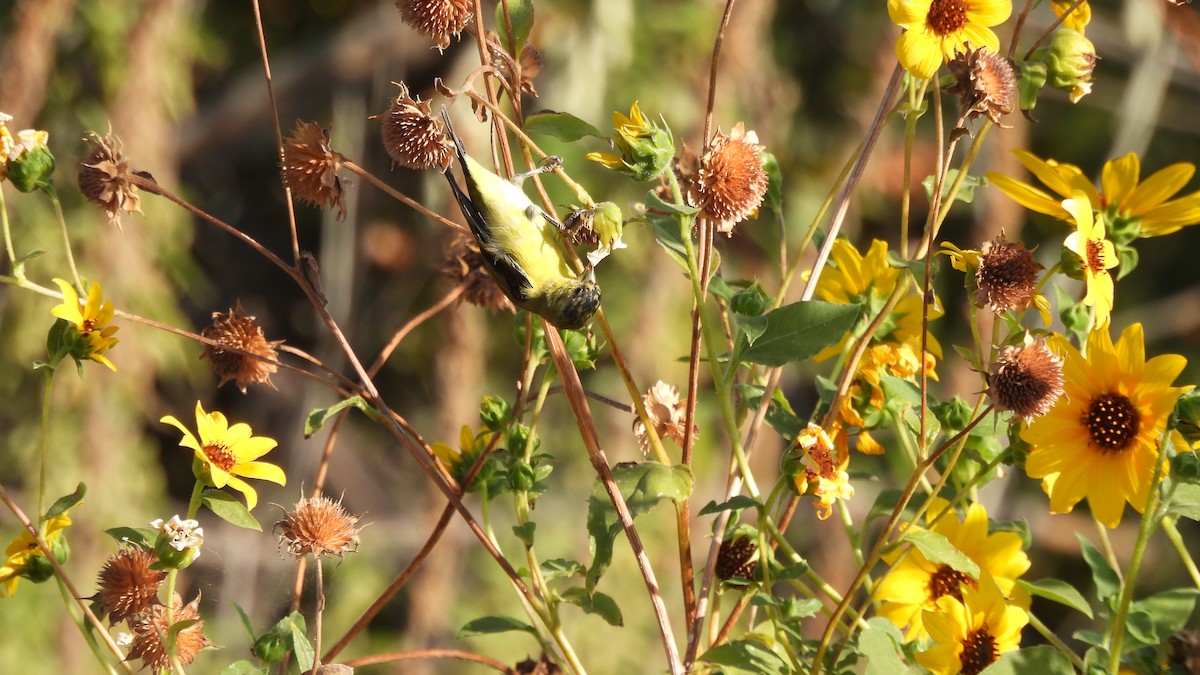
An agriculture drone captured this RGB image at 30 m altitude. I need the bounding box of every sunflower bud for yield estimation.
[1043,29,1096,103]
[6,129,54,193]
[586,102,674,182]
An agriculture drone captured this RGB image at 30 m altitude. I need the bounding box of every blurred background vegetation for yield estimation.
[1,0,1200,672]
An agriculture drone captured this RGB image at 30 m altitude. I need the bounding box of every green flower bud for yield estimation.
[1059,244,1086,281]
[253,631,290,664]
[149,516,203,571]
[6,130,55,193]
[1043,29,1096,103]
[479,395,512,432]
[586,102,674,182]
[731,282,772,317]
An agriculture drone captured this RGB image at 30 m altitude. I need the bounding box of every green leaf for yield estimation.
[1166,482,1200,520]
[922,168,984,205]
[219,661,266,675]
[233,603,256,640]
[561,587,624,626]
[304,396,382,437]
[1077,534,1120,603]
[738,300,861,366]
[458,615,537,638]
[45,483,86,519]
[646,188,700,217]
[524,111,605,143]
[982,645,1074,674]
[698,495,762,516]
[201,490,262,531]
[1124,589,1198,650]
[699,637,790,675]
[1019,578,1093,619]
[512,522,536,547]
[763,152,783,215]
[903,530,980,578]
[106,527,158,550]
[865,489,906,529]
[540,558,585,582]
[586,463,693,590]
[774,560,811,581]
[289,619,315,672]
[495,0,534,54]
[860,618,907,675]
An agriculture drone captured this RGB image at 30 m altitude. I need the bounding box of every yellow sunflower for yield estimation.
[0,509,75,598]
[809,238,943,362]
[915,571,1028,675]
[888,0,1013,80]
[874,498,1030,641]
[1062,190,1117,327]
[1051,0,1091,34]
[49,278,119,371]
[987,150,1200,238]
[161,402,286,510]
[1022,324,1190,528]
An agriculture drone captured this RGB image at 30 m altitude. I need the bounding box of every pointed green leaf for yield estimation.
[903,530,979,578]
[495,0,534,54]
[524,111,605,143]
[699,637,790,675]
[698,495,762,516]
[860,617,907,675]
[561,587,624,626]
[981,646,1074,674]
[1077,534,1120,603]
[201,489,262,531]
[739,300,860,366]
[304,396,382,438]
[458,615,537,638]
[45,483,86,519]
[1018,578,1093,619]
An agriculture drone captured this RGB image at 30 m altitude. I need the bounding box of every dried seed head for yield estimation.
[127,594,211,670]
[947,46,1018,127]
[716,536,759,581]
[441,231,516,314]
[513,654,562,675]
[988,333,1064,421]
[92,547,165,624]
[200,302,283,393]
[632,381,697,452]
[975,233,1043,313]
[276,495,362,558]
[282,121,346,219]
[77,132,143,229]
[379,83,454,171]
[395,0,472,52]
[686,123,768,236]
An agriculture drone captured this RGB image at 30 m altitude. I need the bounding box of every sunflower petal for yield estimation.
[986,172,1069,219]
[233,461,286,486]
[1124,162,1192,215]
[1100,153,1140,210]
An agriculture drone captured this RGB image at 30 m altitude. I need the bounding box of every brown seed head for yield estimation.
[716,536,759,581]
[975,233,1043,313]
[947,46,1018,128]
[513,654,562,675]
[395,0,472,52]
[686,123,768,236]
[632,381,697,452]
[92,547,165,624]
[276,494,362,558]
[441,231,517,314]
[282,121,346,220]
[380,83,454,171]
[127,593,211,670]
[988,333,1064,421]
[78,132,144,229]
[200,302,283,393]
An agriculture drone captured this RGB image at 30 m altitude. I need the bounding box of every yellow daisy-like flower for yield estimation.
[809,238,943,362]
[915,571,1028,675]
[1022,324,1190,528]
[49,278,119,371]
[888,0,1013,80]
[0,510,75,598]
[874,498,1030,641]
[160,402,286,510]
[1063,190,1117,327]
[1051,0,1091,33]
[987,150,1200,238]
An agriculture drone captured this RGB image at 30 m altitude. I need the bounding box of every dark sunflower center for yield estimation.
[1085,238,1108,274]
[1083,393,1140,452]
[926,0,969,36]
[960,626,999,675]
[928,565,975,601]
[203,443,236,471]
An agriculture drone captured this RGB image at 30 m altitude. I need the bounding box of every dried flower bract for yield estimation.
[380,83,454,171]
[276,494,362,558]
[686,123,768,235]
[441,231,517,314]
[633,381,697,451]
[396,0,472,52]
[282,121,347,220]
[988,333,1064,421]
[92,547,165,624]
[77,132,144,228]
[947,45,1018,128]
[716,536,759,581]
[201,302,283,393]
[127,593,211,670]
[975,233,1042,313]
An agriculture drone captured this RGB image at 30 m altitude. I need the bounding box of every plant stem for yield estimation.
[1162,516,1200,590]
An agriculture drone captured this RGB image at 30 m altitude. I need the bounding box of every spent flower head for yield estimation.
[127,594,211,670]
[379,82,454,170]
[396,0,472,51]
[975,233,1044,315]
[200,302,283,393]
[160,402,286,510]
[77,131,144,228]
[633,381,696,452]
[441,231,517,314]
[946,46,1017,128]
[1022,323,1191,527]
[276,494,362,558]
[48,278,119,372]
[988,332,1064,421]
[92,547,164,624]
[887,0,1013,80]
[790,423,854,520]
[282,121,347,219]
[685,123,768,236]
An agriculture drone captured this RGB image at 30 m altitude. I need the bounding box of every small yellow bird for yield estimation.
[442,113,601,330]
